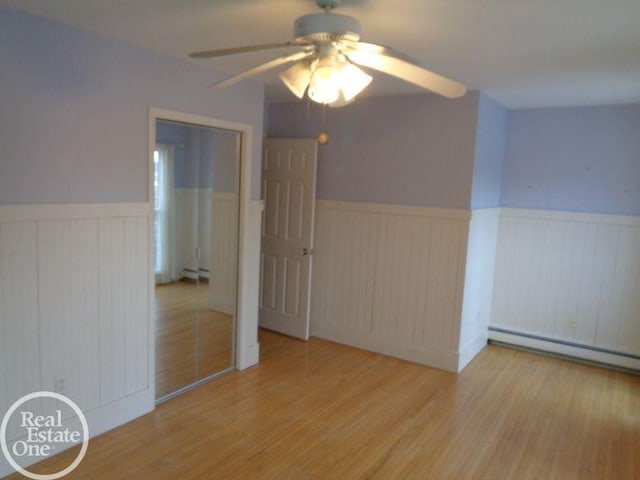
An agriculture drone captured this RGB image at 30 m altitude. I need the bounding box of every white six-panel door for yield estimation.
[259,139,318,340]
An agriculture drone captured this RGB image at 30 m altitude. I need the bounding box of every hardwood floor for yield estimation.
[155,281,233,399]
[11,330,639,479]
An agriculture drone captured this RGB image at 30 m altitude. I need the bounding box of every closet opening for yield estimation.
[149,110,249,403]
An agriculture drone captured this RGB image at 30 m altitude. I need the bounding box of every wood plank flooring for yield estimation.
[155,281,233,398]
[10,330,639,479]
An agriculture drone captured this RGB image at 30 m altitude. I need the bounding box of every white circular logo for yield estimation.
[1,391,89,480]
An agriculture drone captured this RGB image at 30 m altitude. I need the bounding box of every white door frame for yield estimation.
[148,107,256,397]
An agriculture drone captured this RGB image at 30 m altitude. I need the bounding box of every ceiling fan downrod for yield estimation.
[316,0,341,12]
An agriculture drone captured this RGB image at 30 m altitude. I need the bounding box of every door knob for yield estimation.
[302,248,314,256]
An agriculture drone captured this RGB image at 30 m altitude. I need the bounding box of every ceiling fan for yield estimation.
[189,0,467,107]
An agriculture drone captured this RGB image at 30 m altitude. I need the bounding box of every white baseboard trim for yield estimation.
[208,292,235,315]
[457,333,488,372]
[0,388,154,478]
[237,343,260,370]
[208,302,234,315]
[84,388,155,439]
[489,329,640,371]
[313,323,459,373]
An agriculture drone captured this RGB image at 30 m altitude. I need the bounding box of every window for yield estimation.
[154,145,175,282]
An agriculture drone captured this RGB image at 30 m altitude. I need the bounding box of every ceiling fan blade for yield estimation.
[343,41,418,64]
[190,42,310,59]
[212,50,315,89]
[345,42,467,99]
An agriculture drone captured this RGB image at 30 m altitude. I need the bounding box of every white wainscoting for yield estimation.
[0,203,153,477]
[490,208,640,370]
[459,208,500,370]
[235,200,263,370]
[174,188,212,279]
[310,200,471,372]
[209,193,239,314]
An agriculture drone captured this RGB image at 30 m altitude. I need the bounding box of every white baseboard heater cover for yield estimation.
[488,326,640,372]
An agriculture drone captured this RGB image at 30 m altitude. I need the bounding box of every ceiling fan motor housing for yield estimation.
[294,13,362,43]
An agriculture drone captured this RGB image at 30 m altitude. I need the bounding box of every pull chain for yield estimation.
[317,103,329,145]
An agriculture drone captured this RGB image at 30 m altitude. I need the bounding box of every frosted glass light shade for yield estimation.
[279,62,312,99]
[308,57,341,104]
[339,63,372,101]
[308,85,340,104]
[328,93,356,108]
[280,57,373,106]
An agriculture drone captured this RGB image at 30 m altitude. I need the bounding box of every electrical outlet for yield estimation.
[568,318,577,329]
[54,376,65,393]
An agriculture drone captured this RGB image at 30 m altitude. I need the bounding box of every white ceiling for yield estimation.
[3,0,640,108]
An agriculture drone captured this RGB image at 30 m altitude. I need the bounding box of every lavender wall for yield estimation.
[267,92,480,209]
[470,94,508,209]
[0,8,263,204]
[156,122,188,145]
[156,121,189,187]
[183,128,203,189]
[199,129,215,189]
[501,104,640,215]
[156,121,237,192]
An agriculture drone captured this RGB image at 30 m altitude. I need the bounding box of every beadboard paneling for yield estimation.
[38,219,101,411]
[172,188,223,280]
[311,201,470,372]
[98,216,150,403]
[459,208,500,370]
[0,222,41,423]
[209,193,239,314]
[491,208,640,359]
[0,204,153,453]
[174,188,200,277]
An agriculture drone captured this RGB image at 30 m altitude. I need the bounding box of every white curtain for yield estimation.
[154,144,177,284]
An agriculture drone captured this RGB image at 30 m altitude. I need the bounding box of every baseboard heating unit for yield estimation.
[488,326,640,374]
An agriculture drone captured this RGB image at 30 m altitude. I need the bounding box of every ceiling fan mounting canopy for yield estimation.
[294,13,362,43]
[189,0,467,105]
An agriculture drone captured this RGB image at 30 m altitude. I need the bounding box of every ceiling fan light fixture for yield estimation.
[339,63,372,101]
[308,82,341,105]
[192,0,468,103]
[279,61,312,99]
[301,56,372,106]
[327,93,356,108]
[308,56,342,104]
